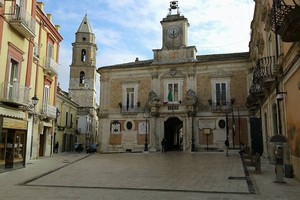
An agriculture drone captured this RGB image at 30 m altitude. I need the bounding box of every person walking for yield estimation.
[225,138,229,156]
[55,141,59,153]
[161,138,167,153]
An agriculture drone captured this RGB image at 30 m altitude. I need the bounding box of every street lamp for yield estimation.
[31,95,39,107]
[143,109,150,152]
[30,95,39,159]
[276,91,287,135]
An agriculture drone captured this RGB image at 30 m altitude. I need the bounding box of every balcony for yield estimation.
[256,56,276,89]
[121,105,138,114]
[209,102,233,112]
[44,57,58,76]
[0,81,31,107]
[8,6,36,38]
[41,104,56,119]
[270,0,300,42]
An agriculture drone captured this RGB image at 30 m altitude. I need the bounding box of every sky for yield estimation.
[41,0,255,103]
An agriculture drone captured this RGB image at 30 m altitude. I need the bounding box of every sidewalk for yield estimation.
[0,151,299,200]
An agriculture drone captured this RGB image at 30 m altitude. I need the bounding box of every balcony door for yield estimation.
[8,59,19,100]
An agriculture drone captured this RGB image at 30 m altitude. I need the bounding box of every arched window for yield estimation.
[81,49,86,62]
[79,71,85,84]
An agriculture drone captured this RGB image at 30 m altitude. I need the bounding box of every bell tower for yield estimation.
[69,15,97,108]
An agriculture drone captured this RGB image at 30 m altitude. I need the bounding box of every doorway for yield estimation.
[164,117,183,151]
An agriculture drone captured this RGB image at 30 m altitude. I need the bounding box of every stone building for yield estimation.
[97,3,251,153]
[248,0,300,180]
[55,85,79,153]
[69,15,98,149]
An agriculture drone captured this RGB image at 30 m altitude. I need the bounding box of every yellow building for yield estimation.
[56,85,79,153]
[248,0,300,179]
[0,0,62,170]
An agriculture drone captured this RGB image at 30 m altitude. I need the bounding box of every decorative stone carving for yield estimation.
[185,89,198,106]
[147,90,161,108]
[98,111,108,118]
[151,72,159,79]
[161,68,186,79]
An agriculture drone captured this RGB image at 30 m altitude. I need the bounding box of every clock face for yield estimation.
[168,26,180,38]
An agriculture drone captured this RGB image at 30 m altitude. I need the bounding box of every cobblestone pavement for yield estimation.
[0,150,299,200]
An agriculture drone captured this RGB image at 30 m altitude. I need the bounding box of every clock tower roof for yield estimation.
[77,14,93,33]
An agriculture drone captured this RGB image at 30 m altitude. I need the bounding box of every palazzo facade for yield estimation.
[97,3,251,153]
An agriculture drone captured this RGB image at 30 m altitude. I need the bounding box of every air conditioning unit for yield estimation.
[0,0,4,7]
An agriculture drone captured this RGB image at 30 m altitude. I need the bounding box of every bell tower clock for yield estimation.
[69,15,97,108]
[153,1,197,63]
[161,1,189,49]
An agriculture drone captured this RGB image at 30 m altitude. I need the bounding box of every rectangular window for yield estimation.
[122,84,138,113]
[216,83,227,105]
[70,113,73,127]
[8,60,19,100]
[167,83,179,102]
[126,88,135,109]
[164,81,182,104]
[47,43,54,59]
[66,112,68,127]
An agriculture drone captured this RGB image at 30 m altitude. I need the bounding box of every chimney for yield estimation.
[46,14,52,22]
[37,2,44,12]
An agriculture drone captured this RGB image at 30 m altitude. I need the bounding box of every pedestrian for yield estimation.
[55,141,59,153]
[239,143,245,155]
[224,138,229,156]
[161,138,166,153]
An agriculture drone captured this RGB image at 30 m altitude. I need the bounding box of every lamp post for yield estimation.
[30,95,39,159]
[143,109,150,152]
[188,106,195,152]
[276,92,287,135]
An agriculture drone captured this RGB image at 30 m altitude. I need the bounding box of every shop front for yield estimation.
[0,117,27,169]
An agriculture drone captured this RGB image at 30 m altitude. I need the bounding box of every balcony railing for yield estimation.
[252,56,277,90]
[41,104,56,119]
[0,81,31,106]
[8,6,36,38]
[209,102,233,112]
[270,0,300,42]
[44,57,58,76]
[121,105,138,114]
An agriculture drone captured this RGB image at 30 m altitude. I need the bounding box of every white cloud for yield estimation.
[43,0,254,102]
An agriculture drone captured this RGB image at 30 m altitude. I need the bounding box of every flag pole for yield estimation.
[232,109,235,149]
[238,107,241,149]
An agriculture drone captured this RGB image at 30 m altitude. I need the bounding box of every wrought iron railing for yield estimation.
[253,56,276,82]
[121,105,138,114]
[270,0,298,33]
[209,102,233,112]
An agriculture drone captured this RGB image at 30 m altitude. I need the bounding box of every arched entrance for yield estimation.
[164,117,183,151]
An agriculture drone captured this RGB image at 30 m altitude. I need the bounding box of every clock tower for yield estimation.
[153,1,197,63]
